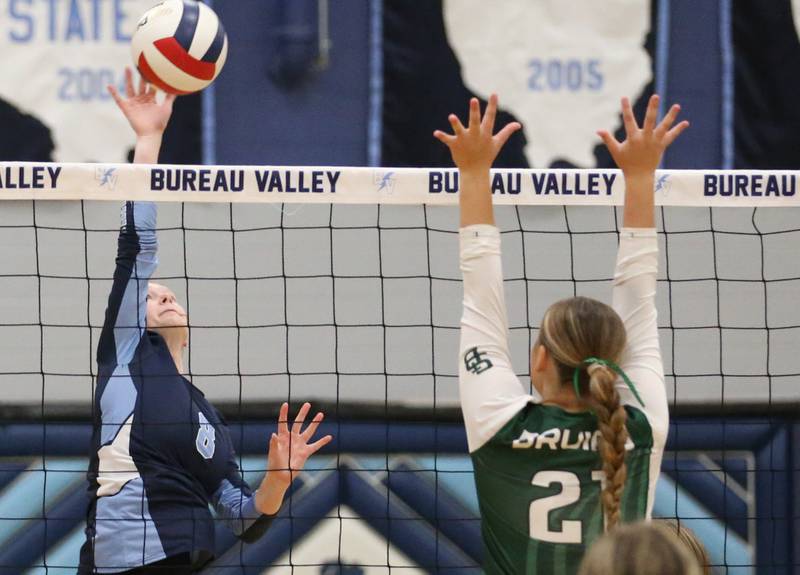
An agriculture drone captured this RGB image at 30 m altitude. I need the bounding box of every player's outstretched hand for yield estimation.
[108,67,176,139]
[599,95,689,227]
[266,402,332,488]
[597,95,689,178]
[434,94,521,174]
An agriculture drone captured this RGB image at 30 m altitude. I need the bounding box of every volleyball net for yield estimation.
[0,163,798,572]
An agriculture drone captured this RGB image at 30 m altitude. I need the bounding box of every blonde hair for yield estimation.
[538,296,628,529]
[660,520,711,575]
[578,521,703,575]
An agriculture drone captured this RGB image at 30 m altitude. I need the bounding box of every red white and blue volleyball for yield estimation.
[132,0,228,95]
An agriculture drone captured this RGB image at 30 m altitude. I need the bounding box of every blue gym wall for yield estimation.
[213,0,373,166]
[0,421,795,573]
[658,0,731,169]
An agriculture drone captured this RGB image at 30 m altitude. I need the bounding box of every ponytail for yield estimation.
[538,296,630,531]
[586,363,628,530]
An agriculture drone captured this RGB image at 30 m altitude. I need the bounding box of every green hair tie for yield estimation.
[572,357,646,408]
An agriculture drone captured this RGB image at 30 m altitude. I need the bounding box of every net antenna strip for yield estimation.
[0,162,798,206]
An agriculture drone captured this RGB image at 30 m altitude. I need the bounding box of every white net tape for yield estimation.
[0,162,798,206]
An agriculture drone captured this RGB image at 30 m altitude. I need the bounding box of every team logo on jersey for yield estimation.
[464,347,493,374]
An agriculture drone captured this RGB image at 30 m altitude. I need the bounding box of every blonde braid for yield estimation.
[587,362,628,530]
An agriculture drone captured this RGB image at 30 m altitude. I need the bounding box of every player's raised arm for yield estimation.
[598,95,688,228]
[108,67,176,165]
[598,95,689,440]
[209,403,334,540]
[96,69,176,367]
[435,96,528,452]
[211,451,273,543]
[434,95,520,227]
[253,402,333,515]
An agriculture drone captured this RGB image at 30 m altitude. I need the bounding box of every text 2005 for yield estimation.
[527,59,603,92]
[58,67,125,102]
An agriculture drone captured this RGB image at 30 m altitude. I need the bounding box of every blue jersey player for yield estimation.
[79,69,333,574]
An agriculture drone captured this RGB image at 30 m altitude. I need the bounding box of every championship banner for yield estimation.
[442,0,651,169]
[0,0,155,162]
[0,162,798,206]
[384,0,800,171]
[382,0,655,170]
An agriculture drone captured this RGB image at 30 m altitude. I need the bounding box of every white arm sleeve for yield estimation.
[612,228,669,444]
[459,225,535,453]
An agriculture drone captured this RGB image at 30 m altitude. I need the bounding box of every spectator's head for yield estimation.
[578,521,703,575]
[660,520,711,575]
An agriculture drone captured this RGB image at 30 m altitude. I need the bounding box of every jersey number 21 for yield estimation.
[529,470,604,544]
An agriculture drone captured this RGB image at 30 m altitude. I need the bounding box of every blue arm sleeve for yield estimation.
[97,202,158,366]
[212,465,275,542]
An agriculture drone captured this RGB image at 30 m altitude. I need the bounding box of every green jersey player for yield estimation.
[434,93,689,573]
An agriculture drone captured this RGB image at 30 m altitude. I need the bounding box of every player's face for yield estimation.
[146,282,188,330]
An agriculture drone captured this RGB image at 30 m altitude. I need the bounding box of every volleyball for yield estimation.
[131,0,228,95]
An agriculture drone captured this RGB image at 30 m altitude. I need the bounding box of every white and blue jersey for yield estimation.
[79,202,272,574]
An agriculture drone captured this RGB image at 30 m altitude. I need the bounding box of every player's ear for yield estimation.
[531,344,548,374]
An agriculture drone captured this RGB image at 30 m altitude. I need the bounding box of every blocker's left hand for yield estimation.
[434,94,521,173]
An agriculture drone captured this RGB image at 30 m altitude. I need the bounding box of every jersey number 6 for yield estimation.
[196,412,216,459]
[529,470,604,544]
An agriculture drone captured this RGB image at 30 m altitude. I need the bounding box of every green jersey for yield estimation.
[472,403,654,574]
[458,225,667,574]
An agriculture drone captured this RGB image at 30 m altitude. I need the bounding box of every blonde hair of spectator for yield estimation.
[578,521,703,575]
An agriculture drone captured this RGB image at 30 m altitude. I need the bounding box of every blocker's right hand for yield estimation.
[108,67,176,139]
[266,402,332,488]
